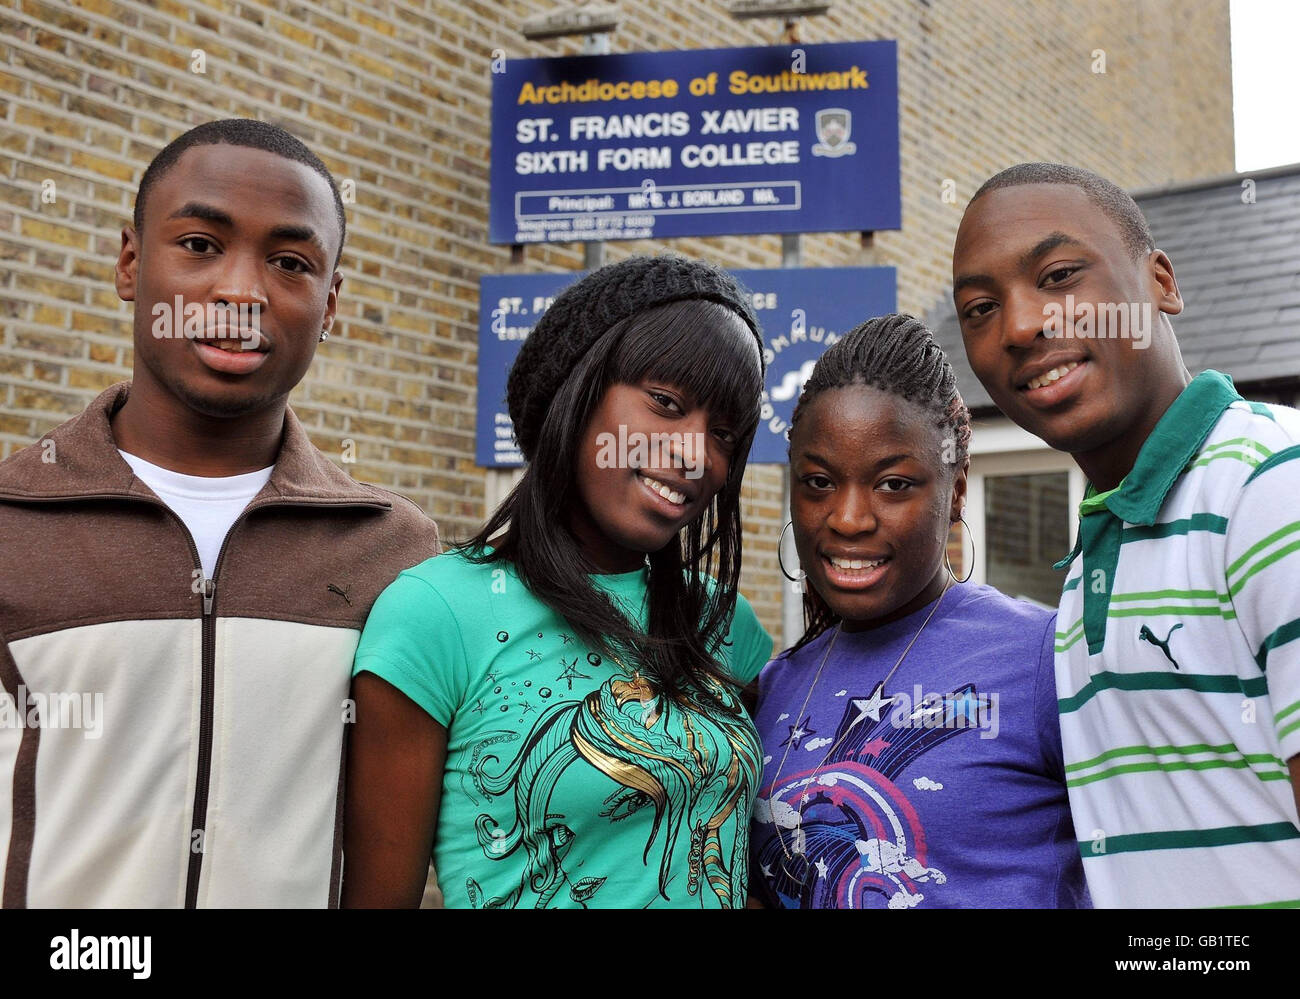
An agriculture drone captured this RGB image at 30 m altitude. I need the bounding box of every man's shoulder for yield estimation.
[274,413,440,556]
[0,384,132,498]
[308,476,441,591]
[1166,399,1300,511]
[1208,399,1300,456]
[358,480,439,535]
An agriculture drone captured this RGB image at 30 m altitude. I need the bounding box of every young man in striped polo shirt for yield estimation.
[952,162,1300,908]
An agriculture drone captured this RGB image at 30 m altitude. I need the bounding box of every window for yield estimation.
[984,472,1071,608]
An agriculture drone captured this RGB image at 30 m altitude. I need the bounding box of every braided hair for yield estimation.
[785,313,971,655]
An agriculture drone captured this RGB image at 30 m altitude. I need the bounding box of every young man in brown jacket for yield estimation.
[0,120,439,907]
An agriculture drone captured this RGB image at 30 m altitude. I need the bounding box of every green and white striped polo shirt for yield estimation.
[1055,370,1300,908]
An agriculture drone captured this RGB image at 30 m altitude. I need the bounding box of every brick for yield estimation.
[0,356,29,377]
[67,96,133,132]
[14,49,82,86]
[30,304,68,326]
[14,106,83,141]
[87,342,118,364]
[14,329,85,358]
[68,150,134,182]
[0,414,34,436]
[66,365,121,390]
[86,289,125,311]
[19,217,89,250]
[70,257,114,282]
[0,238,32,261]
[15,273,83,301]
[30,361,65,384]
[122,36,189,71]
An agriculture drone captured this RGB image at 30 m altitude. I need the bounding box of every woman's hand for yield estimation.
[341,671,447,907]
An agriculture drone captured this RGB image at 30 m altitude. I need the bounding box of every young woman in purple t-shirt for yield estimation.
[751,314,1088,909]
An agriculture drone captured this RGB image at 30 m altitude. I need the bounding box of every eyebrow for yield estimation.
[1019,231,1084,270]
[800,450,916,472]
[168,202,232,226]
[269,223,327,253]
[166,203,327,254]
[952,231,1086,298]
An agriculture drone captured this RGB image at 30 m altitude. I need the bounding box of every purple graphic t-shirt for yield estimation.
[752,581,1089,909]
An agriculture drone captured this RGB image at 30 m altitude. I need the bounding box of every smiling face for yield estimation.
[569,378,740,572]
[953,184,1186,477]
[789,384,966,631]
[115,143,343,419]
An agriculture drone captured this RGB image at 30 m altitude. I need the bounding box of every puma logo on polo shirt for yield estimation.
[1138,622,1183,669]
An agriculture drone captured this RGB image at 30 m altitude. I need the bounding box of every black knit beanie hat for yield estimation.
[506,254,765,462]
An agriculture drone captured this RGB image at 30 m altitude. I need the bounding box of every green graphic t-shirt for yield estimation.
[352,549,773,909]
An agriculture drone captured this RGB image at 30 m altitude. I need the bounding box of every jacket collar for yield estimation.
[0,381,392,509]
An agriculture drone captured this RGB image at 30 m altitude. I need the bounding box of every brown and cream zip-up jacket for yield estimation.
[0,382,440,908]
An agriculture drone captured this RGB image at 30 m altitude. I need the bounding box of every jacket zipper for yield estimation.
[183,512,244,909]
[185,571,216,908]
[138,503,212,910]
[99,497,211,908]
[180,499,386,907]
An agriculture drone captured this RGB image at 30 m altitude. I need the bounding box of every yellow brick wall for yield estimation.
[0,0,1234,639]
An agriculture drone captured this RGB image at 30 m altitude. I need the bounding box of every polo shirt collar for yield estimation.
[1097,369,1240,527]
[1053,370,1239,570]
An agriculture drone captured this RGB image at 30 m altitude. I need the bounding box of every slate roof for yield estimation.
[924,162,1300,413]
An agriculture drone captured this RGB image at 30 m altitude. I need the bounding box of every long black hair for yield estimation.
[466,297,765,706]
[784,313,972,655]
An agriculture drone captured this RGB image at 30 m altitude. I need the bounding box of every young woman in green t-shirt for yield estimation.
[342,256,773,908]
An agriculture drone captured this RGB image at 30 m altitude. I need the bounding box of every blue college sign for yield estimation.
[489,41,900,243]
[477,267,897,467]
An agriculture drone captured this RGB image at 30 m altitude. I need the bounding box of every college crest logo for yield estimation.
[811,108,856,157]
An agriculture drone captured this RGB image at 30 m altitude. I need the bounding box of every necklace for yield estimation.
[768,576,953,876]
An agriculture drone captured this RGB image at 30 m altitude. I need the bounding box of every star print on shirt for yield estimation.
[858,736,891,758]
[780,715,815,749]
[851,682,895,726]
[471,699,486,715]
[815,857,828,879]
[556,657,591,690]
[559,632,574,645]
[525,648,542,661]
[947,689,984,724]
